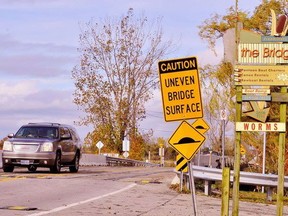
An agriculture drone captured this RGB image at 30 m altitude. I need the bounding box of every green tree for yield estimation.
[198,6,248,54]
[129,133,146,160]
[200,63,235,153]
[0,138,4,150]
[72,8,172,153]
[144,137,160,161]
[198,0,286,52]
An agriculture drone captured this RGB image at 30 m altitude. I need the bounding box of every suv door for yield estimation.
[59,127,74,162]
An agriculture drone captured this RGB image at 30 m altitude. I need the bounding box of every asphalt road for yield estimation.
[0,166,288,216]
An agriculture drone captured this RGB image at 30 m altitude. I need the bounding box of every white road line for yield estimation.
[28,183,137,216]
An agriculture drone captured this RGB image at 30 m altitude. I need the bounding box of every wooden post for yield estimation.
[232,1,241,215]
[232,85,242,216]
[221,167,230,216]
[276,86,287,216]
[232,125,241,216]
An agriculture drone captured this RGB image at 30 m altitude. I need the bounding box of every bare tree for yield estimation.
[72,8,172,152]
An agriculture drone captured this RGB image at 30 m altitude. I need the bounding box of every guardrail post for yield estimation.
[267,187,273,202]
[204,180,211,196]
[180,171,184,192]
[221,167,230,216]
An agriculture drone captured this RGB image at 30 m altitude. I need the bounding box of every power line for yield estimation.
[140,127,172,133]
[146,109,163,114]
[145,113,163,119]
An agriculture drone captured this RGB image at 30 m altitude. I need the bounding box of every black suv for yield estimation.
[2,123,82,173]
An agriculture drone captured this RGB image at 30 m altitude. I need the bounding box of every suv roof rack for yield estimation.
[28,122,61,126]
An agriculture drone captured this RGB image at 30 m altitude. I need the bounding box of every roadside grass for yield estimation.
[211,190,288,206]
[169,183,288,206]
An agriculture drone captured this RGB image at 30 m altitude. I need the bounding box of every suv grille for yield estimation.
[13,143,40,153]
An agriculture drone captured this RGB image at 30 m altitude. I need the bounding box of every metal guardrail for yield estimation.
[177,165,288,200]
[189,165,288,187]
[106,156,160,167]
[80,153,160,167]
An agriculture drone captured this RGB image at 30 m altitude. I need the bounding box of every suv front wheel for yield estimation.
[50,151,61,173]
[69,152,80,173]
[28,165,37,172]
[3,165,14,172]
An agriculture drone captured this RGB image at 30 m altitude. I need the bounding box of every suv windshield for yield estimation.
[14,126,58,139]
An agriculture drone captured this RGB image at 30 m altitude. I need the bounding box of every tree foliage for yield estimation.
[198,7,248,54]
[198,0,288,173]
[198,0,287,52]
[0,138,6,150]
[129,133,146,160]
[246,0,287,35]
[200,61,235,155]
[72,8,172,153]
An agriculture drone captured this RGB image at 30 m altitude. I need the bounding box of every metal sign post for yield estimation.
[188,160,198,216]
[220,109,227,168]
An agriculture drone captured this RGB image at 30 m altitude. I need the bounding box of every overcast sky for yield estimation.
[0,0,261,141]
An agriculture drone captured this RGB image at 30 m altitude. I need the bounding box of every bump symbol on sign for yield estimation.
[174,137,201,145]
[191,118,210,134]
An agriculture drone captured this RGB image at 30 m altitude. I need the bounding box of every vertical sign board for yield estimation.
[158,57,203,122]
[176,154,188,172]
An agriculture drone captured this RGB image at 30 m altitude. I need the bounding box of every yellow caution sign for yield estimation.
[240,145,246,155]
[169,121,206,160]
[158,56,203,122]
[191,118,210,134]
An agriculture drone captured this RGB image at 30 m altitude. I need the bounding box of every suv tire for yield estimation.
[50,151,61,173]
[69,152,80,173]
[28,165,37,172]
[3,165,14,172]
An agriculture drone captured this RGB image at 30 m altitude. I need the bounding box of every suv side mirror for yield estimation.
[7,133,14,138]
[61,134,71,140]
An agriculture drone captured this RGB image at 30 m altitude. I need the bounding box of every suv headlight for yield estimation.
[40,142,53,152]
[3,141,13,151]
